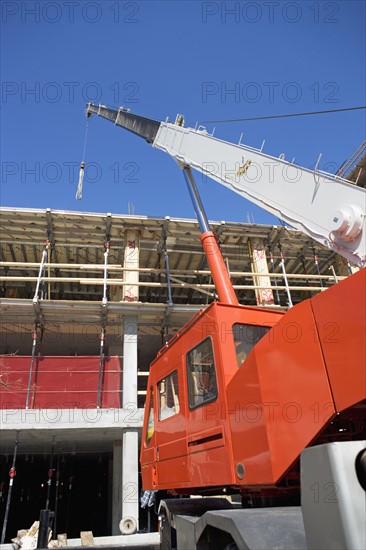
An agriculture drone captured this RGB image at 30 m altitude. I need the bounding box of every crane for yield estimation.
[85,103,365,268]
[85,103,365,550]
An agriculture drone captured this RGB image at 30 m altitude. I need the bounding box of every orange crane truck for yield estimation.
[86,103,365,550]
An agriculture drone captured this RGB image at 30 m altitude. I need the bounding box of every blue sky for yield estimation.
[1,0,365,224]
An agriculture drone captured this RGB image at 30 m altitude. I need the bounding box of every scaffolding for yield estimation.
[0,206,356,540]
[1,207,353,402]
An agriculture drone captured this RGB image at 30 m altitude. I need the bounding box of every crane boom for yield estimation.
[86,103,366,267]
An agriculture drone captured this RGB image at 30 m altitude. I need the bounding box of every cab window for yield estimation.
[158,370,180,421]
[186,337,218,410]
[233,323,270,367]
[145,387,155,445]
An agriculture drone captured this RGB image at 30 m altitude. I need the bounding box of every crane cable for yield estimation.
[75,118,89,200]
[187,105,366,125]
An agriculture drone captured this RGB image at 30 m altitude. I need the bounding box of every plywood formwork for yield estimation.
[0,207,347,315]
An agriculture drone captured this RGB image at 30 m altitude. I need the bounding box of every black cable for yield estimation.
[88,102,365,126]
[187,106,366,125]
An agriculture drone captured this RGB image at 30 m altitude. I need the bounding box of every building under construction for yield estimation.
[0,202,361,544]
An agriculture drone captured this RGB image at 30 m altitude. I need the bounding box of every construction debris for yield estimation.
[11,521,40,549]
[12,525,71,548]
[48,534,68,548]
[80,531,94,546]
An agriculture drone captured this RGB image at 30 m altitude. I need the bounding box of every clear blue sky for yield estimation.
[1,0,365,224]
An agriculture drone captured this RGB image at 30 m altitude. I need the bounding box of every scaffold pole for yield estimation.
[1,431,19,544]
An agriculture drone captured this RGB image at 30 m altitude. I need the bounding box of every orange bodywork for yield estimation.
[140,269,366,493]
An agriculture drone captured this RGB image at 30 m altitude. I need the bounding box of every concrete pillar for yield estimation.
[123,230,139,302]
[119,230,140,534]
[109,229,140,302]
[249,239,274,306]
[120,316,139,534]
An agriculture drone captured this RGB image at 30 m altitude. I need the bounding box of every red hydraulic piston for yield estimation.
[200,231,238,306]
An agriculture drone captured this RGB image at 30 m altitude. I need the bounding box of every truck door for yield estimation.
[141,386,158,490]
[185,336,231,484]
[155,367,188,485]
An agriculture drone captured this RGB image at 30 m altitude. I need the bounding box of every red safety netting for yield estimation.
[0,356,121,409]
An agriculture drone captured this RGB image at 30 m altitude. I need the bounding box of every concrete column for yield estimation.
[120,316,139,534]
[249,239,274,306]
[122,230,139,302]
[119,230,140,534]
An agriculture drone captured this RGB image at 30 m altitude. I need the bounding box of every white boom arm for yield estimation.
[154,122,365,267]
[86,104,366,267]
